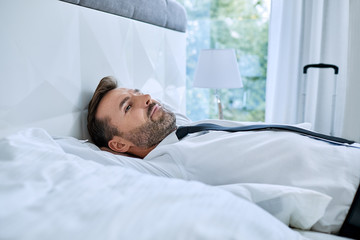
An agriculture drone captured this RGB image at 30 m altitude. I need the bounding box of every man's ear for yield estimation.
[108,136,131,153]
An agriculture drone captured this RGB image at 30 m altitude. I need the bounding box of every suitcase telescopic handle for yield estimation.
[303,63,339,75]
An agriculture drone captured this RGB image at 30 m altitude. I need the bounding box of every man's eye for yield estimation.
[125,105,131,113]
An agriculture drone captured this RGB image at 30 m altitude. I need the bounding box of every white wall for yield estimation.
[0,0,186,139]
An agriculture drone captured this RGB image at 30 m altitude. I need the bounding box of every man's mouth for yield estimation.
[148,103,161,119]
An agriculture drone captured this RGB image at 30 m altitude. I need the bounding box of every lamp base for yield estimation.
[215,89,223,120]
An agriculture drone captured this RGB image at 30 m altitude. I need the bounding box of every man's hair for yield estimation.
[87,76,120,148]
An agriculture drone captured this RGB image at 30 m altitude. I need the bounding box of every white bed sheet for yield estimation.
[0,128,353,240]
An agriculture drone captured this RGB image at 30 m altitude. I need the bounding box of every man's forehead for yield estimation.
[117,87,140,94]
[107,87,140,97]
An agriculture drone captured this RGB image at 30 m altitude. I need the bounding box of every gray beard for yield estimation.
[122,104,176,148]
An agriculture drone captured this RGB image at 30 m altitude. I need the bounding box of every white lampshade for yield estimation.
[194,49,243,89]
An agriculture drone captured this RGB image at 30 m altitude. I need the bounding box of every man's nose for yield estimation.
[136,94,151,107]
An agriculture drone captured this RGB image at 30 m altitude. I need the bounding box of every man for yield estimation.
[88,76,360,237]
[87,76,178,158]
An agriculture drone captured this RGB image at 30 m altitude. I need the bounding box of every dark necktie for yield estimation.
[175,123,355,145]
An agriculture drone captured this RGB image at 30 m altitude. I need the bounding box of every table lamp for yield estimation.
[193,49,243,119]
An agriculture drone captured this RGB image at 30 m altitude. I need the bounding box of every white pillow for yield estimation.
[0,128,305,240]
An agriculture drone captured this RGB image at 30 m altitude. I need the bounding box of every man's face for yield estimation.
[96,88,176,148]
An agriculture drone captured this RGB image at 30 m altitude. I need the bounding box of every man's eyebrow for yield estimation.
[119,96,130,110]
[119,89,141,110]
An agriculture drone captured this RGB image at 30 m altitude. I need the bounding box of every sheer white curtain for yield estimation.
[266,0,360,142]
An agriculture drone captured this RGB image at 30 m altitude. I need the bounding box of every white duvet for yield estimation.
[0,128,345,240]
[144,119,360,233]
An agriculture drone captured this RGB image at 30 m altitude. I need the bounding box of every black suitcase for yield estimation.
[300,63,339,136]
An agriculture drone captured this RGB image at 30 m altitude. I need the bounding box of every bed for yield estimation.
[0,0,355,239]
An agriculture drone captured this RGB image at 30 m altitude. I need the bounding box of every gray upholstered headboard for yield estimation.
[59,0,187,32]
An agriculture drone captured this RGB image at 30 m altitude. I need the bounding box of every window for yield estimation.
[177,0,270,121]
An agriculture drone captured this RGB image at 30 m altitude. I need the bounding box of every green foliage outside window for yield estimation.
[177,0,270,121]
